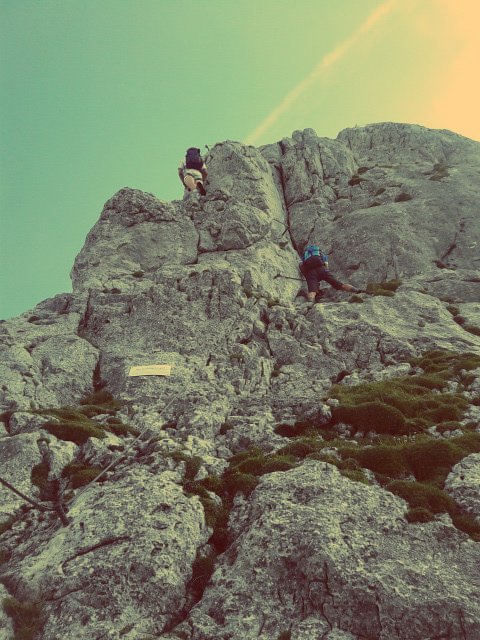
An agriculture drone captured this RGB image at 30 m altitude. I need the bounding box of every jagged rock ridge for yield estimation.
[0,122,480,640]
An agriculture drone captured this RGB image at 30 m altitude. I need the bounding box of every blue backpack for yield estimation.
[302,244,329,267]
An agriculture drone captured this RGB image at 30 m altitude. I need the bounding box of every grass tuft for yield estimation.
[61,463,104,488]
[3,596,45,640]
[366,279,402,296]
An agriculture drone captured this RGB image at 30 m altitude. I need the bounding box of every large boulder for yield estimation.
[5,468,209,640]
[180,461,480,640]
[0,294,97,412]
[445,453,480,521]
[71,188,199,292]
[0,432,76,517]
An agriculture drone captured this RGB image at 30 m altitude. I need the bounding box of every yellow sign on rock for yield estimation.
[128,365,172,377]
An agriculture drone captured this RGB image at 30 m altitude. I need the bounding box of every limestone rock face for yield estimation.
[0,293,97,412]
[445,453,480,521]
[262,123,480,291]
[71,188,199,292]
[182,462,480,640]
[4,468,209,640]
[1,122,480,640]
[0,432,76,516]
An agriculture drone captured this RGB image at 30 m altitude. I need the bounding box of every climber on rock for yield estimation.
[299,243,363,302]
[178,147,208,196]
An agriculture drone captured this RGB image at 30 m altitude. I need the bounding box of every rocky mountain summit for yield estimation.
[1,122,480,640]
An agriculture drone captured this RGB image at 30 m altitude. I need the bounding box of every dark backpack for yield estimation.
[302,244,329,267]
[185,147,204,171]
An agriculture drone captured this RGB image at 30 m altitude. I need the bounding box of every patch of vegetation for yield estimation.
[446,306,478,335]
[394,192,413,202]
[61,463,104,489]
[30,462,52,498]
[465,325,480,337]
[2,596,46,640]
[187,549,217,604]
[332,402,407,435]
[340,468,371,484]
[39,410,107,445]
[0,411,14,427]
[388,479,480,540]
[387,480,456,512]
[0,549,11,564]
[366,279,402,296]
[329,370,468,436]
[452,514,480,540]
[435,421,462,434]
[219,421,234,435]
[429,163,450,181]
[446,304,460,317]
[0,515,17,535]
[348,175,365,186]
[105,420,139,437]
[170,451,204,481]
[405,507,434,523]
[336,431,480,533]
[34,392,137,444]
[79,389,124,416]
[409,349,480,378]
[276,439,319,458]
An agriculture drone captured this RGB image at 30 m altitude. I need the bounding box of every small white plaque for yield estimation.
[128,365,172,377]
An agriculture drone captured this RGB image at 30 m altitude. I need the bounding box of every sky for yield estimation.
[1,0,479,320]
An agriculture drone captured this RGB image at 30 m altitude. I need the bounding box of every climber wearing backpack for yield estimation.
[300,244,363,302]
[178,147,208,196]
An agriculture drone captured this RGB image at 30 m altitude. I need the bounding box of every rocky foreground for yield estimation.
[1,123,480,639]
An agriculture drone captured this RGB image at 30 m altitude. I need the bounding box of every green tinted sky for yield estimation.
[1,0,478,319]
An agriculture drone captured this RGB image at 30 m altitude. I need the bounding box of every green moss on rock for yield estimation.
[332,401,407,435]
[3,596,45,640]
[61,463,104,489]
[387,480,456,513]
[366,279,402,296]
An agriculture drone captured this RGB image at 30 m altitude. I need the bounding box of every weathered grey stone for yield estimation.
[71,188,199,291]
[445,453,480,521]
[1,122,480,640]
[5,468,209,640]
[261,124,480,292]
[456,302,480,334]
[222,410,286,453]
[79,431,126,468]
[183,461,480,640]
[7,411,50,436]
[0,300,98,413]
[0,433,76,517]
[206,140,288,217]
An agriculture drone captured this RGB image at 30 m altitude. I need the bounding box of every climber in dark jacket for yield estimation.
[300,244,363,302]
[178,147,208,196]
